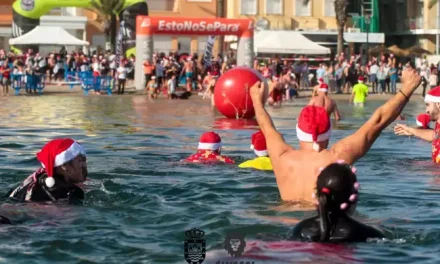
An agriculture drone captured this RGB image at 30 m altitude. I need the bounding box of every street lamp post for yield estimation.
[365,15,371,64]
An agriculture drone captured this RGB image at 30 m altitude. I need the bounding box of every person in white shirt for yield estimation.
[167,74,176,99]
[429,69,438,91]
[116,62,127,94]
[369,62,379,93]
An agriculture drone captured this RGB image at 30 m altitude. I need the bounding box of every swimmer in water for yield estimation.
[308,83,341,120]
[291,163,384,242]
[349,76,368,107]
[238,130,273,171]
[249,68,421,203]
[312,78,324,97]
[7,138,87,203]
[184,131,234,164]
[394,87,440,163]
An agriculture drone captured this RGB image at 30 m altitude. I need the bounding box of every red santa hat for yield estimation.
[36,138,86,187]
[318,83,328,92]
[250,131,267,157]
[425,86,440,103]
[296,106,331,151]
[358,76,364,82]
[318,78,324,84]
[416,113,431,128]
[198,132,222,150]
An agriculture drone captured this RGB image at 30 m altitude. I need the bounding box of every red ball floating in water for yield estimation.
[214,67,266,119]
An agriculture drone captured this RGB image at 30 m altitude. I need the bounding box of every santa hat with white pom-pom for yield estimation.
[36,138,86,188]
[296,106,331,152]
[250,130,268,157]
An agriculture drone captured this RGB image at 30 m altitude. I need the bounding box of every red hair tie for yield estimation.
[321,187,330,194]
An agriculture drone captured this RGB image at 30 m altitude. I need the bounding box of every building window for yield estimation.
[266,0,282,15]
[149,0,177,12]
[240,0,257,15]
[324,0,335,17]
[295,0,311,16]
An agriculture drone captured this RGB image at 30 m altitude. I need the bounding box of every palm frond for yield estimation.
[429,0,437,9]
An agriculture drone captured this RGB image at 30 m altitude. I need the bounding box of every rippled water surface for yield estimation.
[0,94,438,264]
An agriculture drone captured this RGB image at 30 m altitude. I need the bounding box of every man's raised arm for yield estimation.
[250,81,292,159]
[331,69,422,164]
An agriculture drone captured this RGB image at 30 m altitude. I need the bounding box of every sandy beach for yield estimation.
[9,81,427,103]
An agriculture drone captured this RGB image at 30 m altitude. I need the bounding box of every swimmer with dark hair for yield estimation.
[6,138,87,203]
[291,162,384,242]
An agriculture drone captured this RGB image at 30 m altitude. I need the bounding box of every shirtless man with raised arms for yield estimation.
[250,68,421,203]
[308,83,341,120]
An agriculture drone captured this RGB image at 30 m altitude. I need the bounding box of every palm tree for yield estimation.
[303,0,347,55]
[89,0,126,52]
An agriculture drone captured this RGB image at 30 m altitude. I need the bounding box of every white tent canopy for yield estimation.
[255,31,330,55]
[9,26,89,46]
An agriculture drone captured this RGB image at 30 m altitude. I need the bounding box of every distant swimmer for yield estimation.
[394,87,440,163]
[267,76,283,107]
[249,68,421,203]
[416,113,431,129]
[238,130,273,171]
[308,83,341,121]
[312,78,324,97]
[184,132,234,164]
[349,76,368,107]
[291,163,384,242]
[7,138,87,203]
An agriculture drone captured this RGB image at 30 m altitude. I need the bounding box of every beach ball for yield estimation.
[214,67,268,119]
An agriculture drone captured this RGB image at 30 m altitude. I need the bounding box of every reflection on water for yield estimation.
[0,94,438,263]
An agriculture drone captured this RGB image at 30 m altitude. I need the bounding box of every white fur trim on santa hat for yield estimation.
[254,149,268,157]
[198,142,222,150]
[296,124,331,142]
[54,141,86,167]
[251,144,268,157]
[416,120,423,127]
[318,88,328,92]
[425,94,440,103]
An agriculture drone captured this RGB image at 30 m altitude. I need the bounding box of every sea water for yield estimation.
[0,94,438,264]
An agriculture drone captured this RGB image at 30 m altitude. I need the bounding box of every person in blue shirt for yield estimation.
[389,63,398,94]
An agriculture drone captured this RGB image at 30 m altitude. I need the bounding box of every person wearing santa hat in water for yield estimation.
[249,67,421,203]
[349,76,368,107]
[7,138,87,202]
[395,86,440,163]
[238,130,273,171]
[308,83,341,121]
[312,78,325,97]
[184,132,234,164]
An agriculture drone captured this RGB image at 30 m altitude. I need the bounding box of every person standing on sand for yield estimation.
[308,83,340,121]
[249,68,421,203]
[394,87,440,164]
[349,76,368,107]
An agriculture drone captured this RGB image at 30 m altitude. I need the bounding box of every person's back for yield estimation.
[350,76,368,106]
[309,84,340,120]
[352,83,368,102]
[291,163,384,242]
[248,69,421,204]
